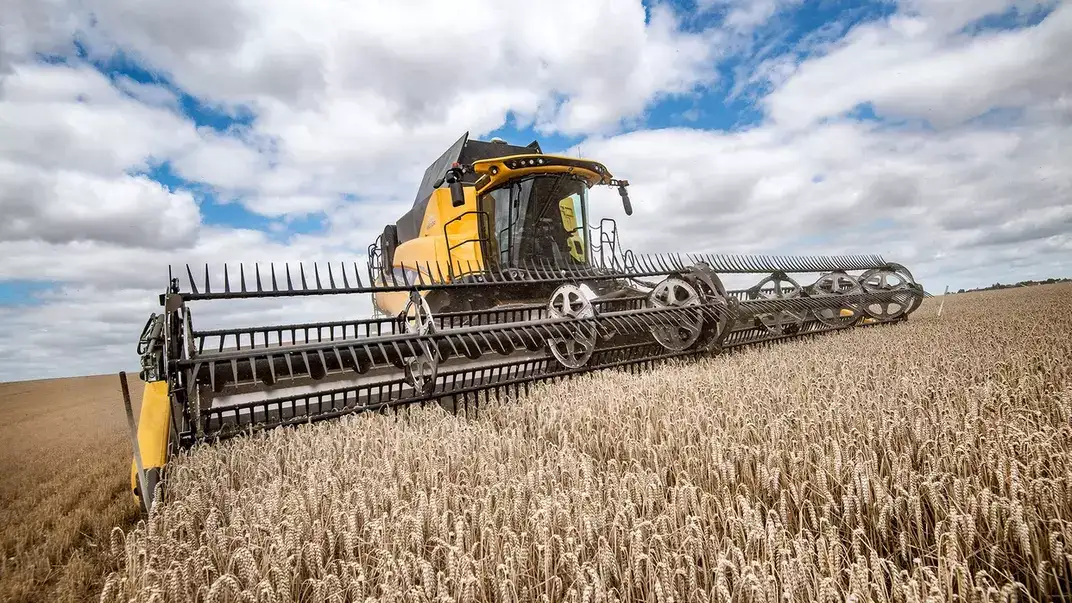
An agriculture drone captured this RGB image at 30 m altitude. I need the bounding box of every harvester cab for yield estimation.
[368,133,637,317]
[125,131,925,514]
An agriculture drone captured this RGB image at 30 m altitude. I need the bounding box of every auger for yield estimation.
[124,132,925,512]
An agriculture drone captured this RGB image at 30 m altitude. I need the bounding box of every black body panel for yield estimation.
[395,133,543,243]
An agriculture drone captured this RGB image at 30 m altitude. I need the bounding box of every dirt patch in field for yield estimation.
[0,374,141,603]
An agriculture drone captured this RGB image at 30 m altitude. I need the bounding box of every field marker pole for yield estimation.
[120,372,151,513]
[937,285,949,317]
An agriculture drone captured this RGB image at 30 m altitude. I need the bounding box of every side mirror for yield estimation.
[442,165,466,207]
[618,185,633,216]
[449,178,465,207]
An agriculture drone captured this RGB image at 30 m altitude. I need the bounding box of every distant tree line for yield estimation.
[954,277,1070,294]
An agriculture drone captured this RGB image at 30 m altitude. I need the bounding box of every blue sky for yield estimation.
[1,0,1070,378]
[45,0,1050,243]
[24,0,1056,243]
[35,1,909,239]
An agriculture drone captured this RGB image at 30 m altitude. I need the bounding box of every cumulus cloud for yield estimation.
[1,0,1069,381]
[698,0,804,33]
[764,1,1072,128]
[0,168,201,248]
[0,0,81,73]
[0,63,206,249]
[0,63,198,175]
[582,113,1070,264]
[45,0,730,219]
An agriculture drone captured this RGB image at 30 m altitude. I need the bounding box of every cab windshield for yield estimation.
[480,174,590,269]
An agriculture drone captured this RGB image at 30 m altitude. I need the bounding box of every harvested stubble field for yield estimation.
[0,374,141,603]
[56,285,1072,601]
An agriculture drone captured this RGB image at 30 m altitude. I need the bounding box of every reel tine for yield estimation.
[654,254,674,274]
[714,254,729,272]
[186,264,199,295]
[354,262,365,289]
[418,262,431,286]
[668,253,686,272]
[733,254,748,272]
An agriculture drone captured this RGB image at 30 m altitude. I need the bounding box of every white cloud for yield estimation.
[0,63,206,249]
[0,166,201,248]
[764,2,1072,128]
[582,113,1070,270]
[1,0,1070,381]
[112,75,180,109]
[0,63,198,176]
[17,0,735,221]
[0,0,80,73]
[699,0,804,32]
[239,195,336,218]
[76,0,723,131]
[898,0,1059,33]
[170,130,269,192]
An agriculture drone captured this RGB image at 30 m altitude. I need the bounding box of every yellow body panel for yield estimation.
[374,187,485,315]
[130,380,171,498]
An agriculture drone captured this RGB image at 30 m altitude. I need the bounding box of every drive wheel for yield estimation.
[547,284,597,369]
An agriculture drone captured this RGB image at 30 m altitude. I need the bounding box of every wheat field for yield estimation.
[101,285,1072,602]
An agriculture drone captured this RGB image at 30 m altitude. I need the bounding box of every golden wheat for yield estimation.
[102,284,1072,602]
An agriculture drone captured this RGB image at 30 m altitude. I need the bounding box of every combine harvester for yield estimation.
[124,133,924,512]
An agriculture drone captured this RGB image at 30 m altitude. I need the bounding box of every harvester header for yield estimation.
[124,132,925,512]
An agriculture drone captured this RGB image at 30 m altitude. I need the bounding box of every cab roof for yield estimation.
[411,132,542,208]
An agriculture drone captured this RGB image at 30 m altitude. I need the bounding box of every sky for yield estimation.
[1,0,1069,381]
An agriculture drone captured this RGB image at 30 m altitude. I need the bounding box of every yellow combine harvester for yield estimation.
[125,132,924,512]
